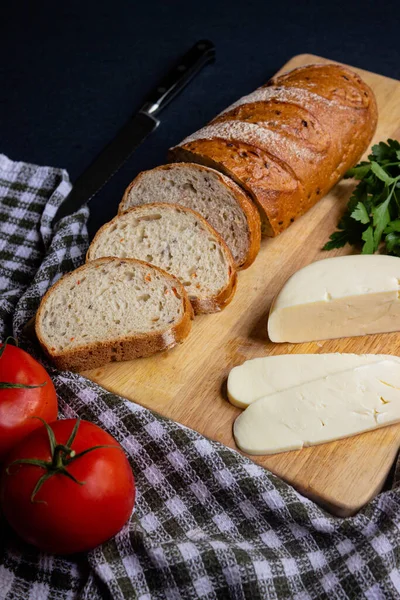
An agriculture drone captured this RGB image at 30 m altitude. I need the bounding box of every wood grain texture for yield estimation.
[82,54,400,517]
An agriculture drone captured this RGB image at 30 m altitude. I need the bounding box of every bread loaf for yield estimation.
[119,163,261,270]
[35,258,194,371]
[169,63,378,236]
[87,203,237,314]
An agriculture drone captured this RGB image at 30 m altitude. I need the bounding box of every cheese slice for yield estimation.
[268,255,400,343]
[227,353,400,408]
[233,360,400,455]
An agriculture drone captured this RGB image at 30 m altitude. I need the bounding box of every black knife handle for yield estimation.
[140,40,215,117]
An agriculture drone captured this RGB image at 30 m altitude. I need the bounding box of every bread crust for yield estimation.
[211,100,330,152]
[268,63,373,109]
[170,141,296,236]
[35,257,194,372]
[119,163,261,270]
[169,62,378,237]
[189,265,238,314]
[87,203,238,315]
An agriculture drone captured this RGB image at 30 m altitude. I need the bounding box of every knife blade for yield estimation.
[53,40,216,225]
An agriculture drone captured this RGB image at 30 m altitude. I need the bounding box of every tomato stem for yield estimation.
[0,336,18,360]
[0,338,46,389]
[0,381,47,390]
[6,418,121,503]
[54,446,66,469]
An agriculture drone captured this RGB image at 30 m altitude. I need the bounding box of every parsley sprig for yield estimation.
[324,139,400,255]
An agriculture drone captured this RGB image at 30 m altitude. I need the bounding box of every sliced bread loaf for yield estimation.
[36,257,194,371]
[87,203,237,314]
[169,63,377,237]
[119,163,261,270]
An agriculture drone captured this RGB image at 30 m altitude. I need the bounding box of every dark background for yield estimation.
[1,0,399,238]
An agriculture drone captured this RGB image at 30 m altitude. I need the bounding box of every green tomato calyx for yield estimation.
[6,418,120,503]
[0,337,47,390]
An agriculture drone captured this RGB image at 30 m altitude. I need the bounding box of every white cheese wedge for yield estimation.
[227,353,400,408]
[268,255,400,343]
[233,360,400,455]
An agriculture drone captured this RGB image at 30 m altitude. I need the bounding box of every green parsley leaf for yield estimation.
[384,220,400,234]
[323,230,352,251]
[370,161,394,184]
[345,163,371,180]
[351,202,370,224]
[361,226,375,254]
[386,232,400,255]
[324,138,400,255]
[370,139,400,162]
[372,194,392,248]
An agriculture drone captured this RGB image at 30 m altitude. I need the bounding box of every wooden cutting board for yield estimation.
[82,54,400,517]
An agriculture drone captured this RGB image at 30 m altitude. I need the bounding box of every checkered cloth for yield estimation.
[1,154,400,600]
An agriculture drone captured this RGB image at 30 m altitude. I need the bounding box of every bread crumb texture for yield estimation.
[89,204,231,301]
[121,164,249,267]
[39,259,185,353]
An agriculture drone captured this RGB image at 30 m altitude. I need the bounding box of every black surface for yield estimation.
[1,0,399,239]
[52,40,215,225]
[52,112,159,225]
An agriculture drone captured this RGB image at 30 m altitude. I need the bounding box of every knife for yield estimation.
[52,40,216,225]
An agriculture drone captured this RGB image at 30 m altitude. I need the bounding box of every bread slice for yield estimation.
[119,163,261,270]
[87,203,237,314]
[35,257,194,371]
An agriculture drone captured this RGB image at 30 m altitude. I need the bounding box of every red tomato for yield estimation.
[1,419,135,554]
[0,342,58,461]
